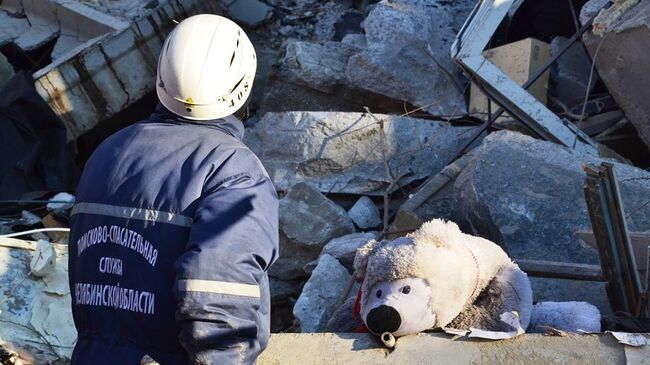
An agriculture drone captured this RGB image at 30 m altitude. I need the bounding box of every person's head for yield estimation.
[156,14,256,120]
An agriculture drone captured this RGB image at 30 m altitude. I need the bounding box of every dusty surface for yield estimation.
[258,332,636,365]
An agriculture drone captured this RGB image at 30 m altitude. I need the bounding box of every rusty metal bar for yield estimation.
[583,163,643,315]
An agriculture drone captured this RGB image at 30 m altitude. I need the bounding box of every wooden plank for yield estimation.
[516,259,603,282]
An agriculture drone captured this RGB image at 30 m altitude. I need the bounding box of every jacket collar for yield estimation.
[149,103,245,141]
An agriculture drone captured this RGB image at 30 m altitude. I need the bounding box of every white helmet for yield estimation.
[156,14,257,120]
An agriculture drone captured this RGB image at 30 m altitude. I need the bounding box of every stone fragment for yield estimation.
[549,36,597,106]
[0,10,29,46]
[347,196,381,229]
[270,183,355,280]
[46,192,75,213]
[345,0,473,117]
[30,240,56,277]
[245,111,478,195]
[227,0,271,28]
[453,130,650,263]
[452,130,650,311]
[293,255,351,332]
[283,40,361,93]
[321,232,377,271]
[14,0,59,52]
[580,0,650,148]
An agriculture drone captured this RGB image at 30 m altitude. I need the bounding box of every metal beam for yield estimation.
[451,0,604,155]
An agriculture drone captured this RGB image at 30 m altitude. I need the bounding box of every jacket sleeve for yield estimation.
[174,172,279,365]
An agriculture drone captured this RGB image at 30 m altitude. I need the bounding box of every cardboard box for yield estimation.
[469,37,551,122]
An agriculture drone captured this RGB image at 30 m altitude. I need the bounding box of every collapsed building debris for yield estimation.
[244,111,480,195]
[581,0,650,150]
[0,0,649,361]
[0,237,74,363]
[27,0,226,140]
[292,254,351,333]
[271,182,355,280]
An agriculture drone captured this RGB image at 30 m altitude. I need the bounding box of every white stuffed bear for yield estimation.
[328,219,601,343]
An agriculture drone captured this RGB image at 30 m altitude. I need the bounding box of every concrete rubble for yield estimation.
[347,196,381,230]
[451,130,650,311]
[270,182,355,280]
[29,0,226,139]
[244,111,479,195]
[309,231,378,274]
[282,40,361,93]
[581,0,650,149]
[0,239,75,363]
[453,130,650,265]
[346,0,471,117]
[1,0,650,361]
[292,254,351,333]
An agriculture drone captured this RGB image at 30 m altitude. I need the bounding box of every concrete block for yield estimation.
[245,111,479,195]
[34,0,226,140]
[0,10,30,46]
[581,0,650,149]
[347,196,381,229]
[293,254,351,332]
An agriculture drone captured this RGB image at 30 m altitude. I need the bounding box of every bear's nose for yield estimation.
[366,305,401,334]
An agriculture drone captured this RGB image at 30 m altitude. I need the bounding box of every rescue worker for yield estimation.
[68,14,279,364]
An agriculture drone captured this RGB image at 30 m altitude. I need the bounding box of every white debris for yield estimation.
[607,332,648,347]
[347,196,381,229]
[468,312,526,340]
[21,210,41,226]
[46,192,75,212]
[30,240,56,277]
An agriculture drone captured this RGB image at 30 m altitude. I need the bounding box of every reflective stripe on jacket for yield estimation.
[68,106,279,364]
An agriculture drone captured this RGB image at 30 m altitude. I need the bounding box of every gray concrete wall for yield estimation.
[259,333,649,365]
[33,0,225,140]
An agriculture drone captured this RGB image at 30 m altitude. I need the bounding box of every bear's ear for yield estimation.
[353,239,381,278]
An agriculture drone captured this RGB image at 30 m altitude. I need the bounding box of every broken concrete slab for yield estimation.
[345,0,471,117]
[453,130,650,264]
[452,130,650,312]
[245,111,479,195]
[258,333,632,365]
[320,231,377,272]
[226,0,272,28]
[293,254,351,332]
[282,40,361,93]
[0,9,30,46]
[34,0,226,140]
[549,36,597,107]
[580,0,650,149]
[347,196,381,230]
[0,240,75,363]
[270,182,356,280]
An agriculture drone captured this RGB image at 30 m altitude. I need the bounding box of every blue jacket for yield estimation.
[68,107,279,364]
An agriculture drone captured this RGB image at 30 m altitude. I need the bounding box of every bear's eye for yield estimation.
[376,289,382,298]
[401,286,411,294]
